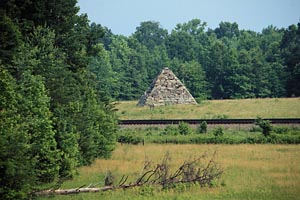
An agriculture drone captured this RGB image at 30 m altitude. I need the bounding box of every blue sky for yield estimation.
[77,0,300,36]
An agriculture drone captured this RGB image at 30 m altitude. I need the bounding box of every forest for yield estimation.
[0,0,300,199]
[89,18,300,101]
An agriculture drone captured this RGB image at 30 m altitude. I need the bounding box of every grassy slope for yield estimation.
[40,144,300,200]
[116,98,300,120]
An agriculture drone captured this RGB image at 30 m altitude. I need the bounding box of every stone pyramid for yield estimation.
[137,67,197,106]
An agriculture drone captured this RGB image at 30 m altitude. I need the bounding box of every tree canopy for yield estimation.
[0,1,117,199]
[82,19,299,101]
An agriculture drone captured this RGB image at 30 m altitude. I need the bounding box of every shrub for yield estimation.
[273,126,289,134]
[249,126,262,132]
[161,125,178,135]
[213,127,224,137]
[178,122,191,135]
[197,121,207,134]
[255,117,272,137]
[118,132,143,144]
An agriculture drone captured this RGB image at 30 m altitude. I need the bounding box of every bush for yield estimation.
[273,126,289,134]
[118,132,143,144]
[213,127,224,137]
[255,117,272,137]
[249,126,262,132]
[178,122,191,135]
[161,125,178,135]
[197,121,207,134]
[147,132,300,145]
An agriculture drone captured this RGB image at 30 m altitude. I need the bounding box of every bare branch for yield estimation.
[35,151,223,196]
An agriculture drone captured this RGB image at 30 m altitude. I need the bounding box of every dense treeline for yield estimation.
[0,1,117,199]
[0,0,300,199]
[91,19,300,101]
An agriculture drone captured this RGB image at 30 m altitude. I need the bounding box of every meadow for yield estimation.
[40,144,300,200]
[38,98,300,199]
[116,98,300,120]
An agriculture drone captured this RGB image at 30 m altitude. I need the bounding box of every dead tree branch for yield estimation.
[35,151,223,196]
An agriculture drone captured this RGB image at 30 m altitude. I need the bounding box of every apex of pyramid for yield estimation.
[137,68,197,106]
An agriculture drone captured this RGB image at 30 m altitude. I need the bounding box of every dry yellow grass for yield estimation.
[116,98,300,119]
[57,144,300,200]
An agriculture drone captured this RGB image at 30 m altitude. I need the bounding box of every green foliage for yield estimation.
[0,68,33,200]
[50,18,298,100]
[213,127,224,137]
[1,1,300,198]
[117,132,143,144]
[74,70,117,164]
[18,71,60,183]
[118,125,300,144]
[99,18,297,100]
[178,122,191,135]
[273,126,290,134]
[197,121,208,134]
[161,125,179,135]
[172,60,209,99]
[2,2,300,101]
[280,23,300,96]
[133,21,168,49]
[214,22,240,39]
[87,43,116,101]
[137,127,300,145]
[0,15,22,65]
[255,117,273,137]
[0,2,118,198]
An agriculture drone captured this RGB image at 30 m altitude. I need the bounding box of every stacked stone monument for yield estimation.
[137,67,197,106]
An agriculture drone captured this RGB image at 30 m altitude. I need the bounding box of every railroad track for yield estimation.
[119,118,300,126]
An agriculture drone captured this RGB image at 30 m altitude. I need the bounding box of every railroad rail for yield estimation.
[119,118,300,126]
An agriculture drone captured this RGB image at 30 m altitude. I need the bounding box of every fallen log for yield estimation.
[36,186,113,195]
[35,151,223,196]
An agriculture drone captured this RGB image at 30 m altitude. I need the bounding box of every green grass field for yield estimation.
[116,98,300,120]
[39,144,300,200]
[39,98,300,199]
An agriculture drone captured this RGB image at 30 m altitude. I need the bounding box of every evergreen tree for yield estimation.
[75,69,117,165]
[12,26,81,178]
[17,71,60,183]
[0,15,22,65]
[87,22,105,56]
[0,68,33,200]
